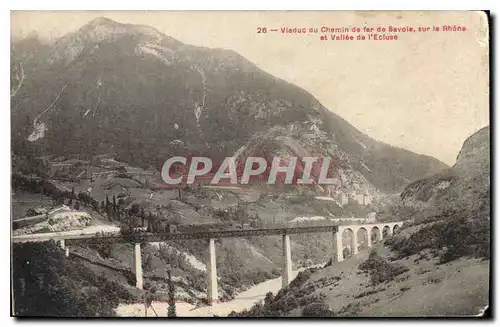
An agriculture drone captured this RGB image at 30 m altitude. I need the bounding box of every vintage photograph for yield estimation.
[10,11,490,317]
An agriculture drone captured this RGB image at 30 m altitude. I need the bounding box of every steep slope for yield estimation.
[11,17,447,194]
[13,241,137,316]
[231,248,489,317]
[400,126,490,220]
[384,126,491,263]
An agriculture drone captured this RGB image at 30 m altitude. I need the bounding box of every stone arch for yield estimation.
[382,225,392,239]
[370,226,382,244]
[393,224,401,234]
[341,228,355,259]
[357,227,369,251]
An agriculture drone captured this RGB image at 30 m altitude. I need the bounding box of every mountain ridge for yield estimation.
[11,17,448,195]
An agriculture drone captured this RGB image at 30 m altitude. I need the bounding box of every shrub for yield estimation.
[301,302,335,317]
[88,232,114,259]
[400,286,411,292]
[358,250,409,285]
[337,302,361,316]
[353,288,384,299]
[386,215,490,263]
[426,276,442,285]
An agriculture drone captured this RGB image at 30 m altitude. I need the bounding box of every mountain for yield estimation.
[380,125,490,268]
[11,17,447,195]
[400,126,490,220]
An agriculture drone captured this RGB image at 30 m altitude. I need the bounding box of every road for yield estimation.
[12,225,121,243]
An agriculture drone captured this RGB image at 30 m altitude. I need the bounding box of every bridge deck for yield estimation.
[13,225,339,245]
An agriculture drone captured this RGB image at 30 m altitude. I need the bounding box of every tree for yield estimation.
[264,292,274,307]
[167,270,176,317]
[12,242,123,316]
[130,204,140,216]
[144,288,155,317]
[301,302,335,317]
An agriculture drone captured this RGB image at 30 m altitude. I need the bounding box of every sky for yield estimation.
[11,11,490,165]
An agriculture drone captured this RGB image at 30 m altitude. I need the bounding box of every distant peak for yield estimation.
[78,17,171,42]
[84,17,123,28]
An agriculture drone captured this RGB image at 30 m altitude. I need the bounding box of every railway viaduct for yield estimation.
[12,221,405,305]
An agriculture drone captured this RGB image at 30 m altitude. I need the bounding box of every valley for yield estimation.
[10,16,490,318]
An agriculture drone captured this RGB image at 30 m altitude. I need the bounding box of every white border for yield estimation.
[2,1,497,326]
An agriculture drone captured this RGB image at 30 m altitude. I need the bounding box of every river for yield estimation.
[116,264,323,317]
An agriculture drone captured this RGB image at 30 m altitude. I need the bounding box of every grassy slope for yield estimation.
[278,245,489,317]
